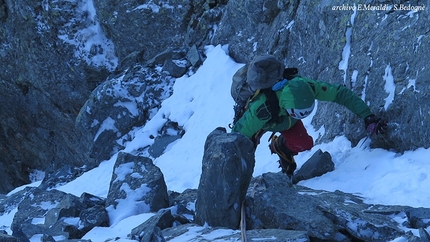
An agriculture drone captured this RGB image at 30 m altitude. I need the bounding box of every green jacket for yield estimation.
[232,77,373,138]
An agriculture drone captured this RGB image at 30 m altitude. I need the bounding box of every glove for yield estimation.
[364,115,387,135]
[283,67,299,80]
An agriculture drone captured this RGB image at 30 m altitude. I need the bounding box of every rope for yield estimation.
[240,200,247,242]
[240,179,261,241]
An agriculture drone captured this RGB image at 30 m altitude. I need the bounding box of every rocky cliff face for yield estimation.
[211,0,430,150]
[0,0,109,192]
[0,0,429,193]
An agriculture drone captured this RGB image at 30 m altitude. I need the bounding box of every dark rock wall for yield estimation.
[0,0,104,192]
[211,0,430,151]
[94,0,189,61]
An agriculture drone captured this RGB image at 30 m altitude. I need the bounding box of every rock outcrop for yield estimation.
[105,152,170,226]
[195,128,255,229]
[0,129,429,241]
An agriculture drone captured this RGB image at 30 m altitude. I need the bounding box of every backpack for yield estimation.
[229,54,298,127]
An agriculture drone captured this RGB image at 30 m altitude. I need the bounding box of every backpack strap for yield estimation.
[261,89,280,123]
[246,89,261,108]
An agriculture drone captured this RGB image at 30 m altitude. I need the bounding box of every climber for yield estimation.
[230,56,387,181]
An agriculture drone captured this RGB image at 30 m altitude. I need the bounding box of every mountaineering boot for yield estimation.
[251,129,267,148]
[269,135,297,180]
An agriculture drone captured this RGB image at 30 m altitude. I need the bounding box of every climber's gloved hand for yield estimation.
[364,114,387,135]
